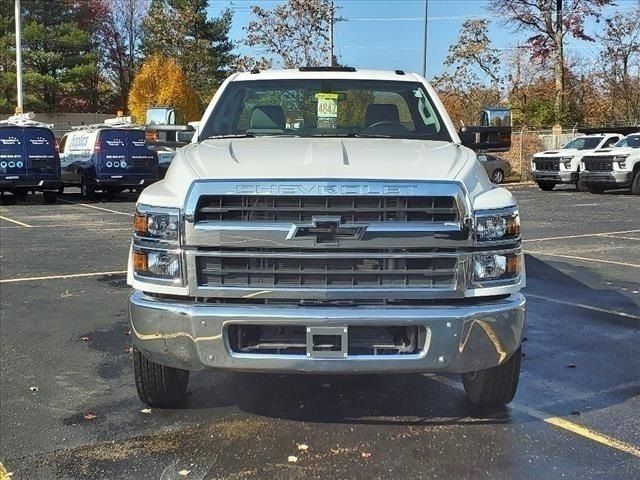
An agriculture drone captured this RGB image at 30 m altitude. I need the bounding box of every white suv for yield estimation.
[532,134,622,191]
[580,133,640,194]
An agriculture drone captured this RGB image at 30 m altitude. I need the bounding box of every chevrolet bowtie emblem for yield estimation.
[286,216,368,244]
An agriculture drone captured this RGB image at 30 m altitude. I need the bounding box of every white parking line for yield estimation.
[601,235,640,241]
[525,251,640,268]
[0,214,32,228]
[526,294,640,320]
[58,198,134,217]
[524,229,640,243]
[427,375,640,458]
[0,270,127,284]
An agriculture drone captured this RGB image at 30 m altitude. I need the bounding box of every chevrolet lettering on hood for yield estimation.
[235,183,419,195]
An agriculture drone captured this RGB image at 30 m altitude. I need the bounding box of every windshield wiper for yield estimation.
[206,133,256,139]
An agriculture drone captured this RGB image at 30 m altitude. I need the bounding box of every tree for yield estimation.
[597,1,640,124]
[243,0,335,68]
[128,54,200,122]
[91,0,149,112]
[488,0,614,124]
[0,0,102,113]
[140,0,236,102]
[433,19,502,126]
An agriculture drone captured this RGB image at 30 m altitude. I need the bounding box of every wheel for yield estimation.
[631,170,640,195]
[462,347,521,406]
[58,185,65,195]
[42,191,57,203]
[576,175,587,191]
[491,169,505,184]
[13,188,28,199]
[537,182,556,191]
[133,347,189,407]
[587,185,605,194]
[79,172,95,200]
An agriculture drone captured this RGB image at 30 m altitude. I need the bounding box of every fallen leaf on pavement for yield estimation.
[80,336,90,342]
[287,455,298,463]
[178,470,191,476]
[297,444,309,452]
[141,408,152,414]
[83,412,97,420]
[361,452,372,459]
[29,386,39,392]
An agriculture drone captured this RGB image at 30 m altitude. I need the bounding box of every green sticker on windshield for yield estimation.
[316,93,338,119]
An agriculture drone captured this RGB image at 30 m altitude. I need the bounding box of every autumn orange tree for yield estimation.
[128,54,200,123]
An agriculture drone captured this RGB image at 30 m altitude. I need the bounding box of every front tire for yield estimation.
[491,169,505,184]
[631,170,640,195]
[42,191,57,203]
[576,175,587,192]
[537,182,556,191]
[133,347,189,407]
[79,172,95,200]
[587,185,605,194]
[462,347,521,406]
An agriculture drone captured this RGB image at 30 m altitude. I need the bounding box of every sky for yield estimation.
[208,0,638,79]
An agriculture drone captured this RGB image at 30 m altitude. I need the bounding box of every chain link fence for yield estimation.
[501,128,582,182]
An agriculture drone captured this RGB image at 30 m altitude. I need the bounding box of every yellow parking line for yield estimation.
[526,294,640,320]
[0,214,32,228]
[0,270,126,284]
[58,198,134,217]
[427,375,640,458]
[524,229,640,243]
[0,462,11,480]
[525,251,640,268]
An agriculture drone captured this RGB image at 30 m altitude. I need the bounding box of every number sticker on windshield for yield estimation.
[316,93,338,118]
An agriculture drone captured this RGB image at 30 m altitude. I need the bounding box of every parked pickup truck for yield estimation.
[580,133,640,194]
[531,134,622,191]
[127,68,526,407]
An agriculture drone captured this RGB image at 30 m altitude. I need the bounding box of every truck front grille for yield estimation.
[534,158,560,171]
[195,195,459,223]
[195,249,458,289]
[584,157,614,171]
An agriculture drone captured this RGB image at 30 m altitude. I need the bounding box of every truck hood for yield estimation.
[583,147,637,157]
[534,148,582,158]
[183,137,469,181]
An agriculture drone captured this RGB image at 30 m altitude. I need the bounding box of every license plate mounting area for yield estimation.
[306,326,348,358]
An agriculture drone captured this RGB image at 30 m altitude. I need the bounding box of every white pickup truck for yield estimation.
[580,133,640,194]
[531,134,622,191]
[127,68,525,408]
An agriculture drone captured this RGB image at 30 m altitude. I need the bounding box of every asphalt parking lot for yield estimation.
[0,184,639,479]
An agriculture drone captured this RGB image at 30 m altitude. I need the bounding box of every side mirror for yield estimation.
[459,125,512,153]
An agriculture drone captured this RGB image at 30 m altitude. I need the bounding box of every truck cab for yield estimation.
[59,119,159,199]
[0,114,61,203]
[127,68,525,408]
[531,134,622,191]
[580,133,640,194]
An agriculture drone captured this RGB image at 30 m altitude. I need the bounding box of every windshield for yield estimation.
[562,137,602,150]
[200,79,451,141]
[614,135,640,148]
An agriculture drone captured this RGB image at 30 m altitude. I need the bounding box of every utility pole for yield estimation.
[329,1,334,66]
[422,0,429,77]
[15,0,23,113]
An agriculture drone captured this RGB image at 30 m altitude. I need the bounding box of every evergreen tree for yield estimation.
[140,0,236,102]
[0,0,102,113]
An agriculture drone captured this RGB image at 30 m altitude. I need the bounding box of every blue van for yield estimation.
[0,123,61,203]
[59,127,159,199]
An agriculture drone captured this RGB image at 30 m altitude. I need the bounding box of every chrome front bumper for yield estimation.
[580,171,633,187]
[130,292,525,374]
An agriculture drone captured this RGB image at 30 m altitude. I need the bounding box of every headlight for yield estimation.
[613,154,629,169]
[135,206,180,241]
[561,156,573,168]
[475,208,520,243]
[133,249,182,282]
[473,251,522,282]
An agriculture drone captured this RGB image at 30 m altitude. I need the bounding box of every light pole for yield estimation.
[422,0,429,78]
[15,0,23,113]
